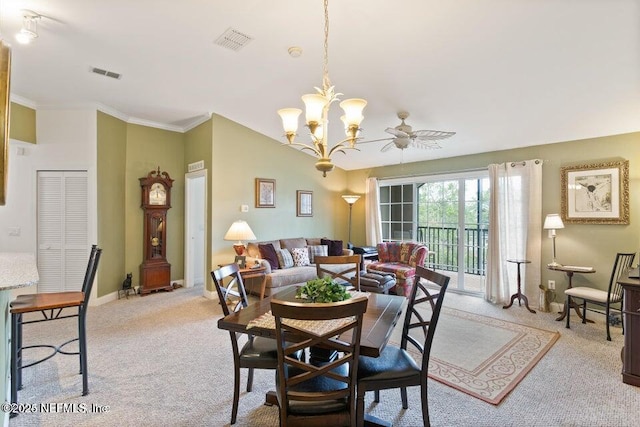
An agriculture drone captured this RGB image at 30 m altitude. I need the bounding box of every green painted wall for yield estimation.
[208,113,350,291]
[185,119,213,289]
[347,132,640,298]
[125,124,185,288]
[96,112,127,297]
[9,102,36,143]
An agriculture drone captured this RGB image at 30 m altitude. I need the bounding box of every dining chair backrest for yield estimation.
[81,245,100,306]
[608,252,636,301]
[271,296,368,427]
[401,265,450,372]
[315,255,362,291]
[212,263,250,316]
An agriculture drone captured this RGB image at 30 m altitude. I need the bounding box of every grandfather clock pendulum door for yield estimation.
[139,167,174,295]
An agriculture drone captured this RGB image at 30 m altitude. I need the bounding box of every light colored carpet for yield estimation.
[426,308,559,404]
[7,285,640,427]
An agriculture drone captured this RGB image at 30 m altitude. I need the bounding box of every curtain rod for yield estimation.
[376,166,487,182]
[376,159,546,182]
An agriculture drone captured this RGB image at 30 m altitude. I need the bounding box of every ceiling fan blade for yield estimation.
[412,129,456,140]
[411,139,442,150]
[357,137,394,144]
[385,127,410,138]
[380,141,396,152]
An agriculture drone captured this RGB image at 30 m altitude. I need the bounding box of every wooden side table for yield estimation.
[548,265,596,322]
[503,259,535,313]
[238,266,267,300]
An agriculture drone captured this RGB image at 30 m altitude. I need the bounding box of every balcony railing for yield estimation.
[417,226,488,275]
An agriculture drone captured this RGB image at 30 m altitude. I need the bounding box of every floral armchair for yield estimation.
[365,242,429,297]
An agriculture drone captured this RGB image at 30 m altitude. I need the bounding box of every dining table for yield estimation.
[217,285,407,426]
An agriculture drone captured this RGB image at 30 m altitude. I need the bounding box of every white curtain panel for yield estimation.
[365,177,383,246]
[486,160,542,304]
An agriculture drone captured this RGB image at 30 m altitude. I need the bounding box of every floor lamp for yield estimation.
[342,195,360,249]
[543,214,564,267]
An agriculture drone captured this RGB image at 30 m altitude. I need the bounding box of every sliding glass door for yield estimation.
[380,171,489,294]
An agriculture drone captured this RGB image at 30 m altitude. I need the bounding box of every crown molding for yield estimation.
[127,116,184,133]
[7,96,210,133]
[10,94,37,109]
[181,113,212,132]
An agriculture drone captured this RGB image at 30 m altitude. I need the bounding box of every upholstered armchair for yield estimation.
[365,242,428,296]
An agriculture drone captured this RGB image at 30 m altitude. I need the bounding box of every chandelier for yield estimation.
[277,0,367,177]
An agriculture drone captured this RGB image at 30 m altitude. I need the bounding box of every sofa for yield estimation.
[365,242,428,297]
[245,237,353,297]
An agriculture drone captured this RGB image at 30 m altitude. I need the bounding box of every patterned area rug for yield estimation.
[398,307,560,405]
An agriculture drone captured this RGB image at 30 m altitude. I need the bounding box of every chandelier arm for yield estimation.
[327,140,361,157]
[285,141,322,157]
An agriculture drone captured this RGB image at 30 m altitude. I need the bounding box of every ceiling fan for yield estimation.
[359,111,455,152]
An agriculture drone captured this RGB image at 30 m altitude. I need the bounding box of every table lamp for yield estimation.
[543,214,564,267]
[224,220,257,255]
[342,195,360,249]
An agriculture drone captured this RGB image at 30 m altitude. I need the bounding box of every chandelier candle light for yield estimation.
[543,214,565,267]
[278,0,367,177]
[224,220,257,256]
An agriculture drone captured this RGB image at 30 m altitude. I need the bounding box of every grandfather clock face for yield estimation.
[149,183,167,206]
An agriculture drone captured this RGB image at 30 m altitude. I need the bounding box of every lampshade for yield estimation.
[342,195,360,205]
[543,214,565,230]
[277,108,302,133]
[224,220,256,242]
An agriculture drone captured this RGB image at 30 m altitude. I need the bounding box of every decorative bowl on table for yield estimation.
[295,277,351,303]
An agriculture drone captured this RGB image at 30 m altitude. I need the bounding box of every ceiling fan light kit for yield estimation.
[277,0,367,177]
[360,111,456,152]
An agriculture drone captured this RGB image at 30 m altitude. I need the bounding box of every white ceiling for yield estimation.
[3,0,639,171]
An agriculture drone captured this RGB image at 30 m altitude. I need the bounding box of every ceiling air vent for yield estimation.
[214,28,253,51]
[91,67,122,80]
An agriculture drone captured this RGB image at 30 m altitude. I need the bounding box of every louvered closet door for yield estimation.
[37,171,89,293]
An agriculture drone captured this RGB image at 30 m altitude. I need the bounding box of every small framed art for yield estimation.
[255,178,276,208]
[297,190,313,217]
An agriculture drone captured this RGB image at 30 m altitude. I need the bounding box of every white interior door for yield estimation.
[185,170,207,289]
[37,170,89,292]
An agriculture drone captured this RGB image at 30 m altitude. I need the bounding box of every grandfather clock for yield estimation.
[139,167,174,295]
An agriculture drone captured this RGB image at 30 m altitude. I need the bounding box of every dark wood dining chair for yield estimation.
[565,252,635,340]
[356,266,449,427]
[315,255,362,291]
[212,263,280,425]
[271,296,368,427]
[9,245,102,416]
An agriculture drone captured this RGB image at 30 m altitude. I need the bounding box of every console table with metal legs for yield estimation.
[503,259,536,313]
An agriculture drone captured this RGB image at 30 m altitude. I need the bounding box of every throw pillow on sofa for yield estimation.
[291,247,310,266]
[277,248,294,269]
[308,245,328,263]
[259,243,280,270]
[321,238,343,256]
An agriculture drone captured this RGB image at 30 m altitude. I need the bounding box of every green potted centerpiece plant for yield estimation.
[295,277,351,303]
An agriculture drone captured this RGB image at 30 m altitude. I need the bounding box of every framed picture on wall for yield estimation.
[561,160,629,224]
[255,178,276,208]
[297,190,313,217]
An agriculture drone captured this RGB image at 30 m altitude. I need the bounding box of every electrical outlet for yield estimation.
[548,280,555,290]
